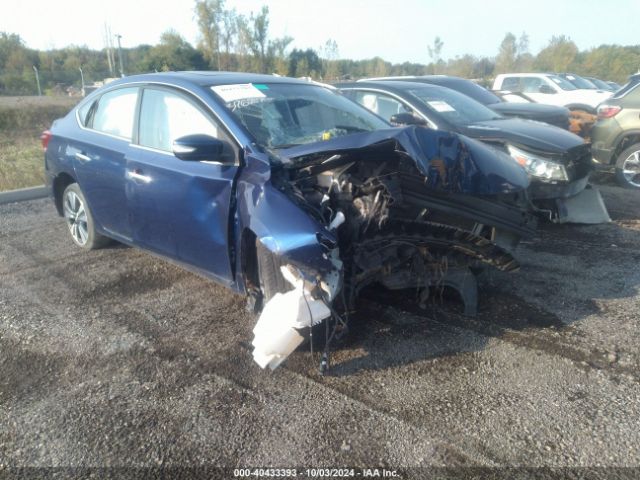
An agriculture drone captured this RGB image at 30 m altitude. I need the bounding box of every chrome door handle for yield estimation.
[126,170,151,183]
[75,152,91,162]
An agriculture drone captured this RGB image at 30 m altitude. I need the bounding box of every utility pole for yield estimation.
[33,66,42,96]
[79,67,85,96]
[116,34,124,77]
[104,24,114,77]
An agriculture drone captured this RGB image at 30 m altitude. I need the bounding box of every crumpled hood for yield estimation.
[276,126,530,196]
[461,117,585,154]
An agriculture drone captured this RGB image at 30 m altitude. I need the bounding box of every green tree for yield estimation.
[194,0,225,69]
[142,30,205,72]
[535,35,579,72]
[288,49,322,77]
[427,36,444,74]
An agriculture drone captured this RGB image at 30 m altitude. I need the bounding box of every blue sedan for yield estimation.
[44,72,535,368]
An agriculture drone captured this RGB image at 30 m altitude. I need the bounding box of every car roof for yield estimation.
[337,80,447,95]
[105,71,313,88]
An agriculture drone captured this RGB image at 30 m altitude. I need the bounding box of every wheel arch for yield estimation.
[239,227,260,295]
[52,171,77,216]
[612,131,640,165]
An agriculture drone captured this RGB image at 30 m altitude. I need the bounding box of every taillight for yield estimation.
[597,105,622,120]
[40,130,52,151]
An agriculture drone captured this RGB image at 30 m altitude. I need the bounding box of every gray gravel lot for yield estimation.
[1,177,639,476]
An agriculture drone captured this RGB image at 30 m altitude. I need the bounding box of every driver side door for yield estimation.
[126,86,239,287]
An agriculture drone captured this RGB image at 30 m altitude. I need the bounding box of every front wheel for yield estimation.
[615,143,640,189]
[62,183,110,250]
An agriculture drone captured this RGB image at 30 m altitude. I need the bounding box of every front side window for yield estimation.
[138,88,219,152]
[91,87,138,139]
[213,83,388,150]
[521,77,544,93]
[350,91,410,122]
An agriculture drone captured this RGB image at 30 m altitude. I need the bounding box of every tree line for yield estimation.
[1,1,639,95]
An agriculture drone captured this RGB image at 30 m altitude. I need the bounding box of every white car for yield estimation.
[493,73,611,113]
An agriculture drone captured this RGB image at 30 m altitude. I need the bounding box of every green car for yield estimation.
[591,74,640,189]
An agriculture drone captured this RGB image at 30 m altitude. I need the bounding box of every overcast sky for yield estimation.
[2,0,638,63]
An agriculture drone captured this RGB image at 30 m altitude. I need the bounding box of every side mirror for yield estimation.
[390,112,427,127]
[539,85,556,94]
[172,134,230,163]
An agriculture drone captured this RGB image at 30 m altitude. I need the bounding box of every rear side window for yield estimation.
[91,87,138,140]
[624,83,640,101]
[77,100,95,126]
[138,88,219,152]
[613,80,640,99]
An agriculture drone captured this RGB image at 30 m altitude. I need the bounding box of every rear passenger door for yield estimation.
[126,86,239,286]
[72,86,139,240]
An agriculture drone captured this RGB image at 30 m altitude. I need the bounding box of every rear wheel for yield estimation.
[62,183,110,250]
[615,143,640,189]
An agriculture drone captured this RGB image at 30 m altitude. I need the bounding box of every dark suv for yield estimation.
[591,74,640,189]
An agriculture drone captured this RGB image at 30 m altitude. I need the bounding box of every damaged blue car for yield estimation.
[44,72,536,370]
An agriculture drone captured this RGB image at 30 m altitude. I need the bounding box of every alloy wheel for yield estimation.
[622,150,640,188]
[63,190,89,246]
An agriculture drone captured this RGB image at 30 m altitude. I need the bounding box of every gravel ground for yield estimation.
[1,177,639,477]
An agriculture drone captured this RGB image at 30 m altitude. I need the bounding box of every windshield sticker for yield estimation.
[211,84,266,103]
[427,100,455,113]
[253,84,269,90]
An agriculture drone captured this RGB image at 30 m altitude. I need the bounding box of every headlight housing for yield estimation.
[507,145,568,182]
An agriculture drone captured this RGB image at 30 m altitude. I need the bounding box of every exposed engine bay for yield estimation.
[251,128,538,371]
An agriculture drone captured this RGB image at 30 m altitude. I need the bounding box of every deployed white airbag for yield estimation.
[252,266,331,370]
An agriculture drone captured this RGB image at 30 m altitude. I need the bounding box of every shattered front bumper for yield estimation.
[529,174,590,200]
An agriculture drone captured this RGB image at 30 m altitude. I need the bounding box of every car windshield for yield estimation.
[408,86,502,126]
[587,77,611,90]
[548,75,577,91]
[563,74,597,90]
[213,82,388,149]
[441,80,502,105]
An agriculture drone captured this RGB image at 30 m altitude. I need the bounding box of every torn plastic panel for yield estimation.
[252,265,332,370]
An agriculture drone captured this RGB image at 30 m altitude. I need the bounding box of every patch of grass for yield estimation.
[0,134,45,191]
[0,96,78,191]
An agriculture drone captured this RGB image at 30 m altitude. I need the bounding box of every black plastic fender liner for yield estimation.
[398,173,537,238]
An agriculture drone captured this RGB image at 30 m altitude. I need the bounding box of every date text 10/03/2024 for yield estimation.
[233,468,401,478]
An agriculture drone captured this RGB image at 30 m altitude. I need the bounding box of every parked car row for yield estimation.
[492,72,612,113]
[336,78,608,224]
[41,71,623,371]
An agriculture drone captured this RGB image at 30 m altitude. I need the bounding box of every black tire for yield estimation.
[615,143,640,189]
[62,183,111,250]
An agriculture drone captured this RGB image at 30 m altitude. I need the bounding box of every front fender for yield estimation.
[235,149,337,289]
